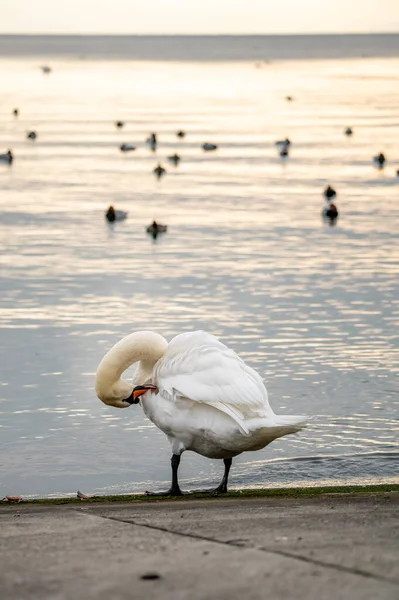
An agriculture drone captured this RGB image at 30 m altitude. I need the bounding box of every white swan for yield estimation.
[96,330,307,495]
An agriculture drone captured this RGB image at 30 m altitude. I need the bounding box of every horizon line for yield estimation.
[1,31,399,37]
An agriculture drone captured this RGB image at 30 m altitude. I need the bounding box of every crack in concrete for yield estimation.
[87,512,399,586]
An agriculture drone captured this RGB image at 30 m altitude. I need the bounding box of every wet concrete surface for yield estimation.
[1,493,398,599]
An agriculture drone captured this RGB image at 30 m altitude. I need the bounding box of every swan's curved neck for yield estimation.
[95,331,168,408]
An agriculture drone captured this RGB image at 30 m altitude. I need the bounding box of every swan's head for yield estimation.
[95,331,168,409]
[123,384,158,406]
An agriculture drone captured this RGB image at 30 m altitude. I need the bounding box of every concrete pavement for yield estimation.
[0,492,398,599]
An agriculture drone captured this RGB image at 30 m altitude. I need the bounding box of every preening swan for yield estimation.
[96,331,307,495]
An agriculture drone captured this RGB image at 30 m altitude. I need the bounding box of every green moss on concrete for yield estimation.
[2,483,398,506]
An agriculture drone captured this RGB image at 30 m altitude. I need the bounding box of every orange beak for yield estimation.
[132,384,158,403]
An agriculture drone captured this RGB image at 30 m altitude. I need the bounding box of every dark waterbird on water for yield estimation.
[373,153,386,169]
[0,150,13,165]
[147,133,157,151]
[27,131,37,141]
[146,220,167,239]
[116,121,124,128]
[168,153,181,165]
[105,206,128,223]
[323,203,339,222]
[275,138,291,148]
[13,108,18,117]
[120,144,136,152]
[202,142,218,151]
[95,330,307,496]
[324,185,337,201]
[176,131,186,138]
[345,127,353,136]
[279,145,289,157]
[153,164,166,179]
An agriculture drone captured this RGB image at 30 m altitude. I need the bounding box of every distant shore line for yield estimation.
[1,33,399,38]
[0,33,399,61]
[2,483,398,506]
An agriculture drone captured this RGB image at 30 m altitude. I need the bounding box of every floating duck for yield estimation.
[146,133,157,151]
[146,221,167,234]
[167,153,181,165]
[41,66,51,74]
[120,144,136,152]
[0,150,13,164]
[323,203,339,220]
[345,127,353,136]
[202,143,218,151]
[176,131,185,138]
[373,153,386,169]
[105,206,128,223]
[13,108,18,117]
[324,185,337,200]
[146,221,168,239]
[286,96,293,101]
[116,121,124,128]
[26,131,37,141]
[279,145,289,157]
[153,164,166,178]
[275,138,291,148]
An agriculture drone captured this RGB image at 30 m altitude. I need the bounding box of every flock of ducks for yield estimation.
[105,205,167,240]
[273,127,395,224]
[322,185,339,221]
[2,117,396,228]
[106,127,218,234]
[2,67,397,232]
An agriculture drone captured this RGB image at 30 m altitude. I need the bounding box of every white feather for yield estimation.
[153,331,274,433]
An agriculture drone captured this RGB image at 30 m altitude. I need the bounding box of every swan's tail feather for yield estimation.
[273,415,308,434]
[214,402,250,435]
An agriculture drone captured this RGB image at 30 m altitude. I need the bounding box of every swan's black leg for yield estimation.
[188,458,233,495]
[211,458,232,494]
[145,454,183,496]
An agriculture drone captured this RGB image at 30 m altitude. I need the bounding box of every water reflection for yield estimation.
[0,57,398,497]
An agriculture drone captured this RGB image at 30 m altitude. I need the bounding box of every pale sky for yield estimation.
[1,0,399,34]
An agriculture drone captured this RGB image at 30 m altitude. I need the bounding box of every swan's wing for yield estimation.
[153,331,274,434]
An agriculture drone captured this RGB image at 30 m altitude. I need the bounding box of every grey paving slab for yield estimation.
[0,494,397,600]
[87,493,399,582]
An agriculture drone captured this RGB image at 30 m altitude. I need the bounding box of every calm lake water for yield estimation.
[0,36,398,497]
